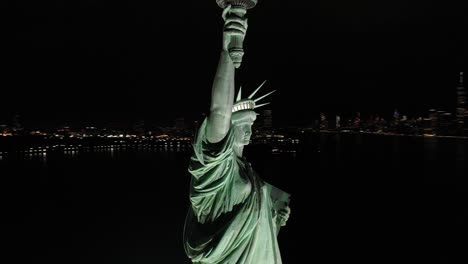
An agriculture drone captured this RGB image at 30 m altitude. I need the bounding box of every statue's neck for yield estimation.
[233,144,244,157]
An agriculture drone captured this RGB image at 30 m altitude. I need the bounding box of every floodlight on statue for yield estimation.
[216,0,258,68]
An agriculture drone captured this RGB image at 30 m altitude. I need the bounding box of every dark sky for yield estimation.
[4,0,467,127]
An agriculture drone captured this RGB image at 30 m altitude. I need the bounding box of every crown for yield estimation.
[232,80,276,113]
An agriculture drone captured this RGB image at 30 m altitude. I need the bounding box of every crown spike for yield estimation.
[236,86,242,102]
[253,90,276,103]
[248,80,267,99]
[254,102,271,109]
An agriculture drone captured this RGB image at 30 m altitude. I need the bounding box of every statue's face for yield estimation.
[233,121,254,146]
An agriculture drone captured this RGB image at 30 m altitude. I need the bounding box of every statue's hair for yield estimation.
[231,110,256,125]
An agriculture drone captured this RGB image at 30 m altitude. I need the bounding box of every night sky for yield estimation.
[4,1,467,127]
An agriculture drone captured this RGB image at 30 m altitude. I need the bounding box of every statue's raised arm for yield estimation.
[206,5,248,143]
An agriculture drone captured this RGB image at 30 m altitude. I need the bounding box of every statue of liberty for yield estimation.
[183,3,291,264]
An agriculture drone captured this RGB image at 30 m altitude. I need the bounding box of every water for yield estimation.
[1,133,466,263]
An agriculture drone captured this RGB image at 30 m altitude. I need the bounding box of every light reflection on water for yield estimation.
[423,136,438,161]
[456,139,466,161]
[1,136,467,177]
[0,135,465,264]
[0,144,192,164]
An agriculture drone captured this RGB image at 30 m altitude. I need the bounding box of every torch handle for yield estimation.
[227,6,247,68]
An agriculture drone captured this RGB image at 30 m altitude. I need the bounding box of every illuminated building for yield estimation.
[393,109,400,123]
[175,117,185,130]
[261,109,273,129]
[319,112,328,130]
[456,72,466,135]
[438,111,453,135]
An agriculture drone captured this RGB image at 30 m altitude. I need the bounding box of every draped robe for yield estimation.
[183,119,287,264]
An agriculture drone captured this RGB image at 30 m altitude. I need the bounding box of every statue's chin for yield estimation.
[234,140,250,147]
[233,62,241,68]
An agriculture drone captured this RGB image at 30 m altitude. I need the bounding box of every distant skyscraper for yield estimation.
[437,111,454,136]
[261,109,273,129]
[335,115,341,129]
[133,119,145,135]
[11,113,23,135]
[456,72,466,135]
[319,112,328,130]
[424,109,438,135]
[175,117,185,130]
[393,109,400,123]
[353,112,361,129]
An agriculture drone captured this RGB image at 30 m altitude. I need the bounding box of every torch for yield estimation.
[216,0,258,68]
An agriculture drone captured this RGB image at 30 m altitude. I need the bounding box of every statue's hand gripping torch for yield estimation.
[217,0,258,68]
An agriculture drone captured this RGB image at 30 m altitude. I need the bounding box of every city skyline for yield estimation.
[2,70,465,128]
[4,1,467,127]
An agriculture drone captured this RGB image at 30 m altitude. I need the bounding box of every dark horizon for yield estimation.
[4,1,467,127]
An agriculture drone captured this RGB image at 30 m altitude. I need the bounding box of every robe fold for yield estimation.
[184,119,288,264]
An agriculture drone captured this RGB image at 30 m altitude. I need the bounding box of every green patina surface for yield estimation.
[183,3,290,263]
